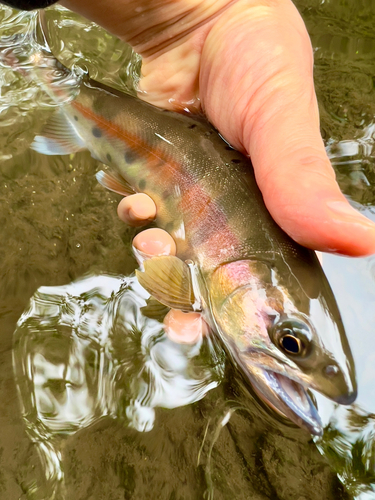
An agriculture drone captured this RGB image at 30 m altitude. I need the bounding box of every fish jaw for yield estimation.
[244,363,323,436]
[240,344,357,408]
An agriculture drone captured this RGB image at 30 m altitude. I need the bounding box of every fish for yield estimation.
[4,20,357,436]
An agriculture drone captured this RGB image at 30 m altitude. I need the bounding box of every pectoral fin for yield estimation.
[31,110,86,155]
[136,256,195,311]
[96,170,135,197]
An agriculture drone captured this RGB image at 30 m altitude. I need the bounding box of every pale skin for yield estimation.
[60,0,375,340]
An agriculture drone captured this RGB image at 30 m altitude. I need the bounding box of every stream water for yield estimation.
[1,1,375,499]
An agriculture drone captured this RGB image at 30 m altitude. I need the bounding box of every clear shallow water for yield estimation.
[0,2,375,499]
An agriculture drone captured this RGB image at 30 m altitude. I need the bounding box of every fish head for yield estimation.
[209,259,357,434]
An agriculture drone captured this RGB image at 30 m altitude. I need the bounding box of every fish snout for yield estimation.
[330,385,357,405]
[334,390,357,405]
[318,362,357,405]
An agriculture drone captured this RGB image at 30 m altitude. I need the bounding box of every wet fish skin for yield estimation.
[24,46,356,434]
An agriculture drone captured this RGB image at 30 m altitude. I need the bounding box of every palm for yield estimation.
[62,0,375,256]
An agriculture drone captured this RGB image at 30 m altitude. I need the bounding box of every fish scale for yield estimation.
[66,82,250,269]
[69,80,295,272]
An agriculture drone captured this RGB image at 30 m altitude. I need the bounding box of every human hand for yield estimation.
[61,0,375,256]
[125,220,207,345]
[115,202,206,345]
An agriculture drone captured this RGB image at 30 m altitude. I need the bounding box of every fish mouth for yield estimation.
[247,366,323,436]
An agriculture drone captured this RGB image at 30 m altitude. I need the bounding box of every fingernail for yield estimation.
[128,208,153,225]
[132,228,176,258]
[130,196,156,221]
[128,207,145,221]
[163,310,206,344]
[132,246,152,267]
[326,201,375,227]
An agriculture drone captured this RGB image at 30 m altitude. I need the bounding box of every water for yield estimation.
[0,2,375,499]
[13,274,224,498]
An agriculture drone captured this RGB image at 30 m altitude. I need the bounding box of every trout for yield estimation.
[4,26,357,435]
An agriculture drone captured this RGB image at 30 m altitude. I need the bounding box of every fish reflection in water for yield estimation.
[13,273,224,496]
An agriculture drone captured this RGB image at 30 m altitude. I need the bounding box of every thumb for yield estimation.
[201,0,375,256]
[250,121,375,256]
[253,132,375,256]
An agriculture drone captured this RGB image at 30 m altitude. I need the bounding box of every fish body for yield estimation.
[48,79,282,271]
[14,41,356,435]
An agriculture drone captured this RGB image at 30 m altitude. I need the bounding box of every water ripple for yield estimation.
[13,274,224,498]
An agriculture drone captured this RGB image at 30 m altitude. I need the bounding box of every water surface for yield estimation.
[1,2,375,499]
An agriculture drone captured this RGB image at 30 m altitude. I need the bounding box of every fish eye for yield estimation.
[279,334,303,355]
[271,318,312,357]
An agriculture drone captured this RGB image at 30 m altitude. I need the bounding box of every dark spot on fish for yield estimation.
[139,179,146,190]
[165,221,174,233]
[92,127,102,138]
[106,153,112,162]
[125,150,137,164]
[231,159,241,164]
[188,124,197,129]
[74,115,78,121]
[162,189,170,198]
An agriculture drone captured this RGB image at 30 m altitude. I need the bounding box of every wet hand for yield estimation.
[62,0,375,256]
[121,202,206,344]
[134,231,207,344]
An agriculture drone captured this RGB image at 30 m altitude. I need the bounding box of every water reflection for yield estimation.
[314,237,375,499]
[326,123,375,203]
[316,405,375,499]
[13,274,224,497]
